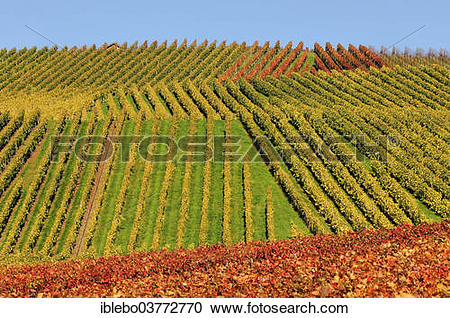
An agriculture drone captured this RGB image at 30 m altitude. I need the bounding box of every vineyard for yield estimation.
[0,221,448,297]
[0,40,448,289]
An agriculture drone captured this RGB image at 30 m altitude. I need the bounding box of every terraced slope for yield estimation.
[0,42,448,263]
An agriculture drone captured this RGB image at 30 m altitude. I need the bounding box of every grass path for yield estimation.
[93,120,135,255]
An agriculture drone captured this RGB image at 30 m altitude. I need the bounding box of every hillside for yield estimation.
[0,41,448,265]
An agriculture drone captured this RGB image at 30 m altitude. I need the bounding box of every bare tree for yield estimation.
[392,46,401,56]
[404,47,412,56]
[415,48,424,57]
[438,48,448,57]
[380,46,389,56]
[427,48,437,57]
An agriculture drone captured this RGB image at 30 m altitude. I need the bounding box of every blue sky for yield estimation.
[1,0,448,50]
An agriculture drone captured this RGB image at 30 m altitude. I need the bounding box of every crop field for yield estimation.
[0,41,448,270]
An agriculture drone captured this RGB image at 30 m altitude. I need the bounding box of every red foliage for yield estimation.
[359,44,387,67]
[259,41,292,78]
[0,222,448,298]
[273,42,303,77]
[336,43,367,70]
[299,63,311,76]
[245,43,279,81]
[218,53,248,82]
[314,43,341,72]
[249,40,259,52]
[233,42,270,80]
[313,54,330,73]
[348,44,376,68]
[326,42,352,70]
[287,48,309,76]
